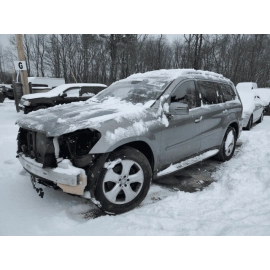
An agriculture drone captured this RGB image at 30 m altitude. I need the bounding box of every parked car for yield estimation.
[238,90,264,130]
[252,88,270,115]
[0,84,14,100]
[16,69,242,214]
[19,83,107,114]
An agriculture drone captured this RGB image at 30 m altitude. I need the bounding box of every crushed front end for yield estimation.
[17,127,102,197]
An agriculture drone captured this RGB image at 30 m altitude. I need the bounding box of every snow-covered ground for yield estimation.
[1,99,270,236]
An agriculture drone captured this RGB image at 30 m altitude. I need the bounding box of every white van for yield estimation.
[28,77,65,88]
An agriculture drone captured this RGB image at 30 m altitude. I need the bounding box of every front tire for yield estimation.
[95,146,152,214]
[216,126,237,161]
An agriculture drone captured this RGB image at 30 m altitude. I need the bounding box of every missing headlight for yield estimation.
[59,129,101,167]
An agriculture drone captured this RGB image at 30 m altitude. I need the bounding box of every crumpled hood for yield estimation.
[16,99,153,137]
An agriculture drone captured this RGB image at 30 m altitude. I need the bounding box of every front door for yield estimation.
[159,80,202,167]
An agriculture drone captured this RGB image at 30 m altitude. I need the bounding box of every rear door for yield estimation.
[220,83,243,123]
[160,80,203,166]
[197,80,226,152]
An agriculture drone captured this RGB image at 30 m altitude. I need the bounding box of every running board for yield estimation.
[157,149,219,177]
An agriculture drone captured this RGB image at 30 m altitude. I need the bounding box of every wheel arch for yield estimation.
[228,121,240,138]
[112,141,155,172]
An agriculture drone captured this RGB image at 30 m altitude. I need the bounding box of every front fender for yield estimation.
[90,134,158,156]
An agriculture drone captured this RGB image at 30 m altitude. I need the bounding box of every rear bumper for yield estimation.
[18,153,81,186]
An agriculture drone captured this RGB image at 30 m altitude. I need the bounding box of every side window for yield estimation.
[197,81,218,105]
[220,84,236,102]
[81,87,96,97]
[65,88,81,97]
[171,80,197,109]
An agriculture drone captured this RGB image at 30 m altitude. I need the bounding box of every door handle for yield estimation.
[223,109,228,114]
[195,116,202,123]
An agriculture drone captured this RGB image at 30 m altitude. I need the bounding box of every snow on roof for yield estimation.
[22,83,107,100]
[120,69,229,83]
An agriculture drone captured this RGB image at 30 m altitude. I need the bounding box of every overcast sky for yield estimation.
[0,34,10,47]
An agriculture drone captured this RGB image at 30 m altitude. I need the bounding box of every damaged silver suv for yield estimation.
[16,69,242,214]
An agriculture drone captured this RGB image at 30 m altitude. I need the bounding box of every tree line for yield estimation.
[1,34,270,87]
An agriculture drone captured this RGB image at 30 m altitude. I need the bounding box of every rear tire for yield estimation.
[94,146,152,214]
[216,126,236,162]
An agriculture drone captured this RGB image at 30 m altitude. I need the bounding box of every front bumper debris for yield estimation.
[18,153,87,195]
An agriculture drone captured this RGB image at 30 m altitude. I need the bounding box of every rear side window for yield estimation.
[197,81,219,105]
[220,84,236,102]
[65,87,81,97]
[171,80,198,109]
[81,87,96,97]
[81,86,106,95]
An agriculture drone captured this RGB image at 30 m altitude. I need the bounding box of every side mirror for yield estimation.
[60,93,67,98]
[169,102,189,115]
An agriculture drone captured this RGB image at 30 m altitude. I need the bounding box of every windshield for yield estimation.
[91,77,172,105]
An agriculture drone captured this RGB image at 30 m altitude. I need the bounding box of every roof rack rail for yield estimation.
[182,69,225,79]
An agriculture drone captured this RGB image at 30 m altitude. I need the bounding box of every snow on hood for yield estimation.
[16,97,152,137]
[21,83,107,100]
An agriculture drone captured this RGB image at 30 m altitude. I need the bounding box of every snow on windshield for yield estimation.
[91,78,171,105]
